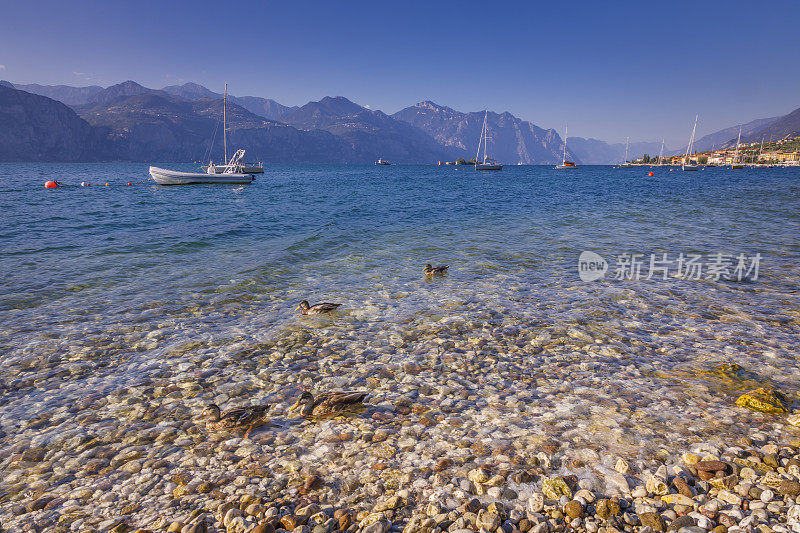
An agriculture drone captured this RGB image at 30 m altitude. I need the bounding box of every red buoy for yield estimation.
[126,182,132,186]
[44,181,58,188]
[648,171,654,176]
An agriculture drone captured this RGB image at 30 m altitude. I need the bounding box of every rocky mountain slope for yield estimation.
[9,82,103,106]
[744,107,800,144]
[693,116,780,151]
[0,84,101,161]
[283,97,453,163]
[392,101,573,164]
[161,82,297,121]
[75,89,350,163]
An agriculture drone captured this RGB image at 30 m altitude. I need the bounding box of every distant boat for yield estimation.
[619,137,634,167]
[475,110,503,170]
[555,125,578,169]
[682,115,700,171]
[150,83,255,185]
[375,158,391,165]
[656,138,665,166]
[731,125,744,169]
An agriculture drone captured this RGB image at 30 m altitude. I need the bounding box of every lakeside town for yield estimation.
[633,136,800,167]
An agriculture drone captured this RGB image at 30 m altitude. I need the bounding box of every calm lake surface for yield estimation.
[1,163,799,525]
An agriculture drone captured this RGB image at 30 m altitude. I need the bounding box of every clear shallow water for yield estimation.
[1,163,800,523]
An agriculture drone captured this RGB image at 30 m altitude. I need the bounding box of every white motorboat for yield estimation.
[149,84,256,185]
[149,166,254,185]
[375,158,391,165]
[475,110,503,171]
[555,126,578,169]
[682,115,700,171]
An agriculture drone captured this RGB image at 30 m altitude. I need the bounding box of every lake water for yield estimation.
[1,163,799,527]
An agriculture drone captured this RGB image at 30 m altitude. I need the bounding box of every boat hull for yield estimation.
[475,163,503,170]
[555,165,578,169]
[149,166,254,185]
[682,165,699,171]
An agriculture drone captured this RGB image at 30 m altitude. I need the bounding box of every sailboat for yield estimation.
[619,137,633,168]
[682,115,700,171]
[731,125,744,169]
[555,126,577,169]
[149,84,255,185]
[475,110,503,170]
[655,138,665,166]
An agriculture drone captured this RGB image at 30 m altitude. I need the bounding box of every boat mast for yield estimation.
[624,137,629,164]
[657,138,665,165]
[476,111,485,163]
[483,110,489,163]
[734,125,742,164]
[563,126,568,164]
[686,115,698,163]
[758,136,764,164]
[223,83,228,164]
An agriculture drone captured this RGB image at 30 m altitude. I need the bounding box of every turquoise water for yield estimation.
[1,163,800,479]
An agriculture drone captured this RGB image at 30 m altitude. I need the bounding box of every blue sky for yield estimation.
[2,0,799,147]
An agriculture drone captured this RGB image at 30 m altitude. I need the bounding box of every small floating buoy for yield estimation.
[670,168,674,172]
[126,182,132,186]
[648,171,654,176]
[44,181,58,188]
[104,183,109,186]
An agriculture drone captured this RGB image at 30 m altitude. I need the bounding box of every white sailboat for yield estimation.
[619,137,633,167]
[555,125,577,169]
[475,110,503,170]
[731,125,744,169]
[682,115,700,171]
[656,138,665,166]
[149,83,255,185]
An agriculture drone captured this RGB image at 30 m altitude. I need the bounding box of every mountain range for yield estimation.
[2,79,799,164]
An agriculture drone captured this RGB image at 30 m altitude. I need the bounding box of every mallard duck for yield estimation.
[295,300,342,315]
[197,403,270,437]
[289,391,368,417]
[423,264,449,276]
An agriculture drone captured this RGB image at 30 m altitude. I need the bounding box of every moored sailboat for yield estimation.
[555,126,577,169]
[682,115,700,171]
[619,137,633,167]
[475,110,503,171]
[731,125,744,169]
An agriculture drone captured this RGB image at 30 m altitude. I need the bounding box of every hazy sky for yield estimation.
[2,0,799,147]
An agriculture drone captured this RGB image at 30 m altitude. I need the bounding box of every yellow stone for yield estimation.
[542,477,572,501]
[661,494,695,506]
[735,388,790,414]
[682,453,700,465]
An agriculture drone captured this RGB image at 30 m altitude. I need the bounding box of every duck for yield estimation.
[423,264,449,276]
[197,403,270,437]
[295,300,342,315]
[288,391,369,418]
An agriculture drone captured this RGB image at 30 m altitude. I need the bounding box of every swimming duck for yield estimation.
[295,300,342,315]
[289,391,369,417]
[197,403,270,437]
[423,264,449,276]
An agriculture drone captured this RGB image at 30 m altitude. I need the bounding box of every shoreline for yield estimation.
[2,425,799,532]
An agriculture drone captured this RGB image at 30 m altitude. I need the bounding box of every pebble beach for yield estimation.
[1,163,799,532]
